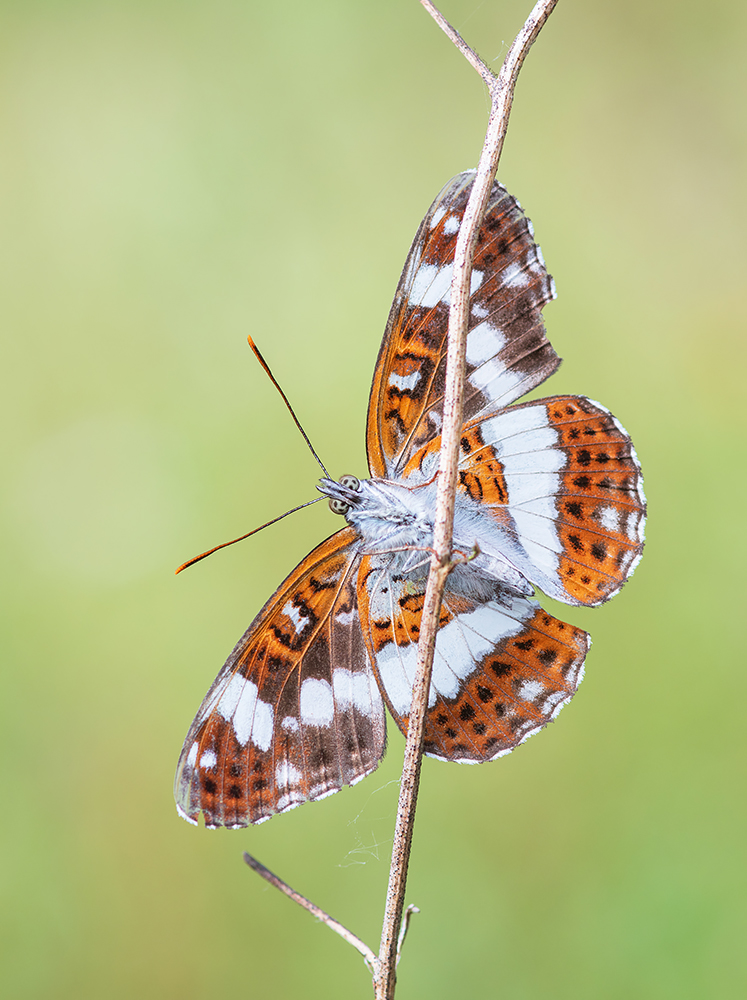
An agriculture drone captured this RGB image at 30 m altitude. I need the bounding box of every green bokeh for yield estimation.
[2,1,745,997]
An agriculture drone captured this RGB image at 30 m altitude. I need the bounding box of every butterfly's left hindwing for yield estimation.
[401,394,646,607]
[175,528,386,827]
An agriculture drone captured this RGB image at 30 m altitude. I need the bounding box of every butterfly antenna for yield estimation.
[247,336,331,480]
[175,498,323,574]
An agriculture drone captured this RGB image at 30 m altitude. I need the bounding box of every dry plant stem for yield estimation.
[373,3,559,998]
[242,852,376,967]
[237,2,559,994]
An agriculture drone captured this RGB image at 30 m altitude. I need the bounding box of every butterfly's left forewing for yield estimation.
[366,172,559,478]
[175,527,386,827]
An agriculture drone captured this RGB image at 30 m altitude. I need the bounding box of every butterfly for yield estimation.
[175,171,646,828]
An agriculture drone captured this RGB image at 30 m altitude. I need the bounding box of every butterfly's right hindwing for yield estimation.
[357,555,589,761]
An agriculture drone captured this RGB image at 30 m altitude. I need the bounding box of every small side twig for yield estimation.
[242,852,376,967]
[396,905,420,966]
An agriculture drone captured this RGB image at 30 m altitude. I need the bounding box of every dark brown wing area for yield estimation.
[366,172,559,478]
[174,527,386,827]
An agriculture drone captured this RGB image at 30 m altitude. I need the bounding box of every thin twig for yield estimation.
[372,3,559,998]
[242,852,377,967]
[419,0,496,88]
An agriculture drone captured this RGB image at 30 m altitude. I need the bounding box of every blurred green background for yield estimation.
[2,1,745,997]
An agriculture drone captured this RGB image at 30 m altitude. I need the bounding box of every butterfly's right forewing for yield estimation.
[175,527,386,827]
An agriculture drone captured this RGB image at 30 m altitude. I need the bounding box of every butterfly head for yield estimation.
[319,475,432,547]
[319,475,363,516]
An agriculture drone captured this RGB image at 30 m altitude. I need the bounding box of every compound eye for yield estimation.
[338,474,360,491]
[328,498,350,516]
